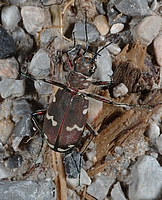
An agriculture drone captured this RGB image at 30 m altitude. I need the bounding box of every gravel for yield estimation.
[0,0,162,200]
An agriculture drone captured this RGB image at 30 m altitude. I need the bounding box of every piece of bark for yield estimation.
[52,151,67,200]
[93,89,162,166]
[113,41,160,92]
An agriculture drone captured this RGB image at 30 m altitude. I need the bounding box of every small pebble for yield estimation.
[156,135,162,155]
[150,152,158,159]
[21,6,47,35]
[107,43,121,55]
[0,26,16,59]
[93,15,110,36]
[12,99,32,121]
[128,155,162,200]
[114,146,124,155]
[113,83,128,98]
[12,115,33,151]
[66,168,91,188]
[0,119,14,144]
[34,80,52,95]
[111,182,127,200]
[87,175,115,199]
[0,163,12,179]
[146,122,160,145]
[73,22,100,43]
[0,79,25,98]
[132,16,162,46]
[153,34,162,66]
[95,45,113,81]
[0,57,19,79]
[7,154,23,169]
[1,5,21,29]
[64,150,81,179]
[0,98,12,120]
[11,26,26,42]
[114,0,152,16]
[87,98,103,124]
[110,23,124,34]
[29,48,50,77]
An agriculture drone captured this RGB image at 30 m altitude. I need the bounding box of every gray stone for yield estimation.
[0,163,12,179]
[0,119,14,144]
[0,57,19,79]
[73,22,100,43]
[0,180,56,200]
[114,0,152,16]
[87,174,115,199]
[95,45,113,82]
[21,6,50,35]
[128,155,162,200]
[132,16,162,46]
[0,79,25,98]
[111,182,127,200]
[29,49,50,77]
[1,5,21,29]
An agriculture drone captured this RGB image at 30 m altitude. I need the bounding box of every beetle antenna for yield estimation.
[93,42,113,60]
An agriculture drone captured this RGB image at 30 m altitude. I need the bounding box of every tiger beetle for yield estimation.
[21,11,152,181]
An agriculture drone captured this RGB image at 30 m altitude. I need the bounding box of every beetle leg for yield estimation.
[80,122,98,156]
[31,109,47,162]
[31,109,46,137]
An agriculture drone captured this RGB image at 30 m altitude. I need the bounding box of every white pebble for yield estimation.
[110,23,124,34]
[21,6,47,35]
[150,152,158,159]
[107,43,121,55]
[146,122,160,145]
[153,34,162,66]
[66,168,91,188]
[93,15,110,36]
[0,119,14,144]
[0,79,25,98]
[113,83,128,98]
[29,48,50,77]
[1,5,21,29]
[156,135,162,155]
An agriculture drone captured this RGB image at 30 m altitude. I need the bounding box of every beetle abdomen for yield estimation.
[43,89,89,152]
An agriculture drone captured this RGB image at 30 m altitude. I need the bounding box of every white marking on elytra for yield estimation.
[57,145,74,152]
[48,142,55,149]
[53,95,56,102]
[68,144,75,148]
[44,133,48,140]
[46,113,57,126]
[66,124,84,132]
[83,108,88,115]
